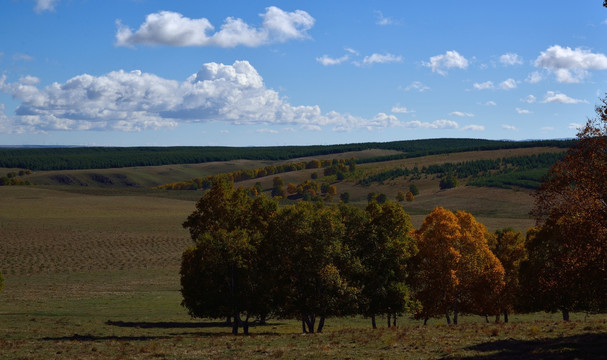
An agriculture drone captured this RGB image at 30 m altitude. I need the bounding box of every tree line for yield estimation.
[0,139,573,171]
[358,152,565,188]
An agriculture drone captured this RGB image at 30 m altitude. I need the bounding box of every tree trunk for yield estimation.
[495,314,500,323]
[485,315,489,323]
[371,315,377,329]
[317,315,325,333]
[453,302,458,325]
[303,314,316,333]
[562,309,570,321]
[302,319,307,333]
[387,314,391,327]
[424,316,429,325]
[226,316,232,325]
[393,314,397,327]
[242,314,250,336]
[445,311,451,325]
[503,310,509,323]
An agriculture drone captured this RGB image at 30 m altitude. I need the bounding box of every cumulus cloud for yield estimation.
[404,81,430,92]
[485,101,497,106]
[404,119,459,129]
[515,108,531,114]
[424,50,468,75]
[361,53,403,65]
[34,0,59,13]
[526,71,543,83]
[256,128,279,134]
[500,78,517,90]
[450,111,474,117]
[522,95,536,104]
[316,54,349,66]
[534,45,607,83]
[542,91,588,104]
[502,124,518,131]
[500,53,523,66]
[473,81,494,90]
[462,125,485,131]
[115,7,315,48]
[0,61,405,134]
[391,106,414,114]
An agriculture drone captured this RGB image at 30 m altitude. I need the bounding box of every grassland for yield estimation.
[3,146,607,359]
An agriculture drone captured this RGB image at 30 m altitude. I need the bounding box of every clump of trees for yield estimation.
[0,169,33,186]
[181,179,419,334]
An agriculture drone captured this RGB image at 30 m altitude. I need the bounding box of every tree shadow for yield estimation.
[442,332,607,360]
[41,333,171,342]
[105,320,231,329]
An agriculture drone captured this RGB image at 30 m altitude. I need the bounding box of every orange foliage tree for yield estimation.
[412,207,505,324]
[526,95,607,319]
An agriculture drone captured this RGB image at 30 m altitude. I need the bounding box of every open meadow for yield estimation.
[2,146,607,359]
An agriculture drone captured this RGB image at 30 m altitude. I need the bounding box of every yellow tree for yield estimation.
[412,207,504,324]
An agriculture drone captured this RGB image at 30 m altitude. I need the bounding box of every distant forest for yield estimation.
[0,138,574,171]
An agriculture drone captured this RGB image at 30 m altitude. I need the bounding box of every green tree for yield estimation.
[349,202,417,328]
[180,179,278,335]
[488,229,526,323]
[339,192,350,203]
[265,202,358,333]
[439,175,457,190]
[409,183,420,196]
[405,191,414,202]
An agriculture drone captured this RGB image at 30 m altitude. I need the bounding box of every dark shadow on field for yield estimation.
[41,334,171,342]
[442,332,607,360]
[106,320,232,329]
[105,320,283,336]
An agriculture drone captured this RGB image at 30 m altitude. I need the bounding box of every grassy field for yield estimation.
[3,147,606,359]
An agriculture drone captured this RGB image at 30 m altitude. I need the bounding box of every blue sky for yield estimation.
[1,1,606,146]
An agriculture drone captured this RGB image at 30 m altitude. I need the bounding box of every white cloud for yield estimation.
[316,54,349,66]
[534,45,607,83]
[485,101,497,106]
[569,123,583,130]
[219,130,230,134]
[361,53,403,65]
[374,10,396,26]
[391,106,414,114]
[404,81,430,92]
[115,7,315,48]
[462,125,485,131]
[502,125,518,131]
[515,108,531,114]
[473,81,494,90]
[404,119,459,129]
[526,71,543,83]
[345,47,359,55]
[522,95,536,104]
[34,0,59,13]
[450,111,474,117]
[256,128,279,134]
[0,61,406,134]
[500,78,517,90]
[500,53,523,66]
[424,50,468,75]
[370,113,401,128]
[542,91,588,104]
